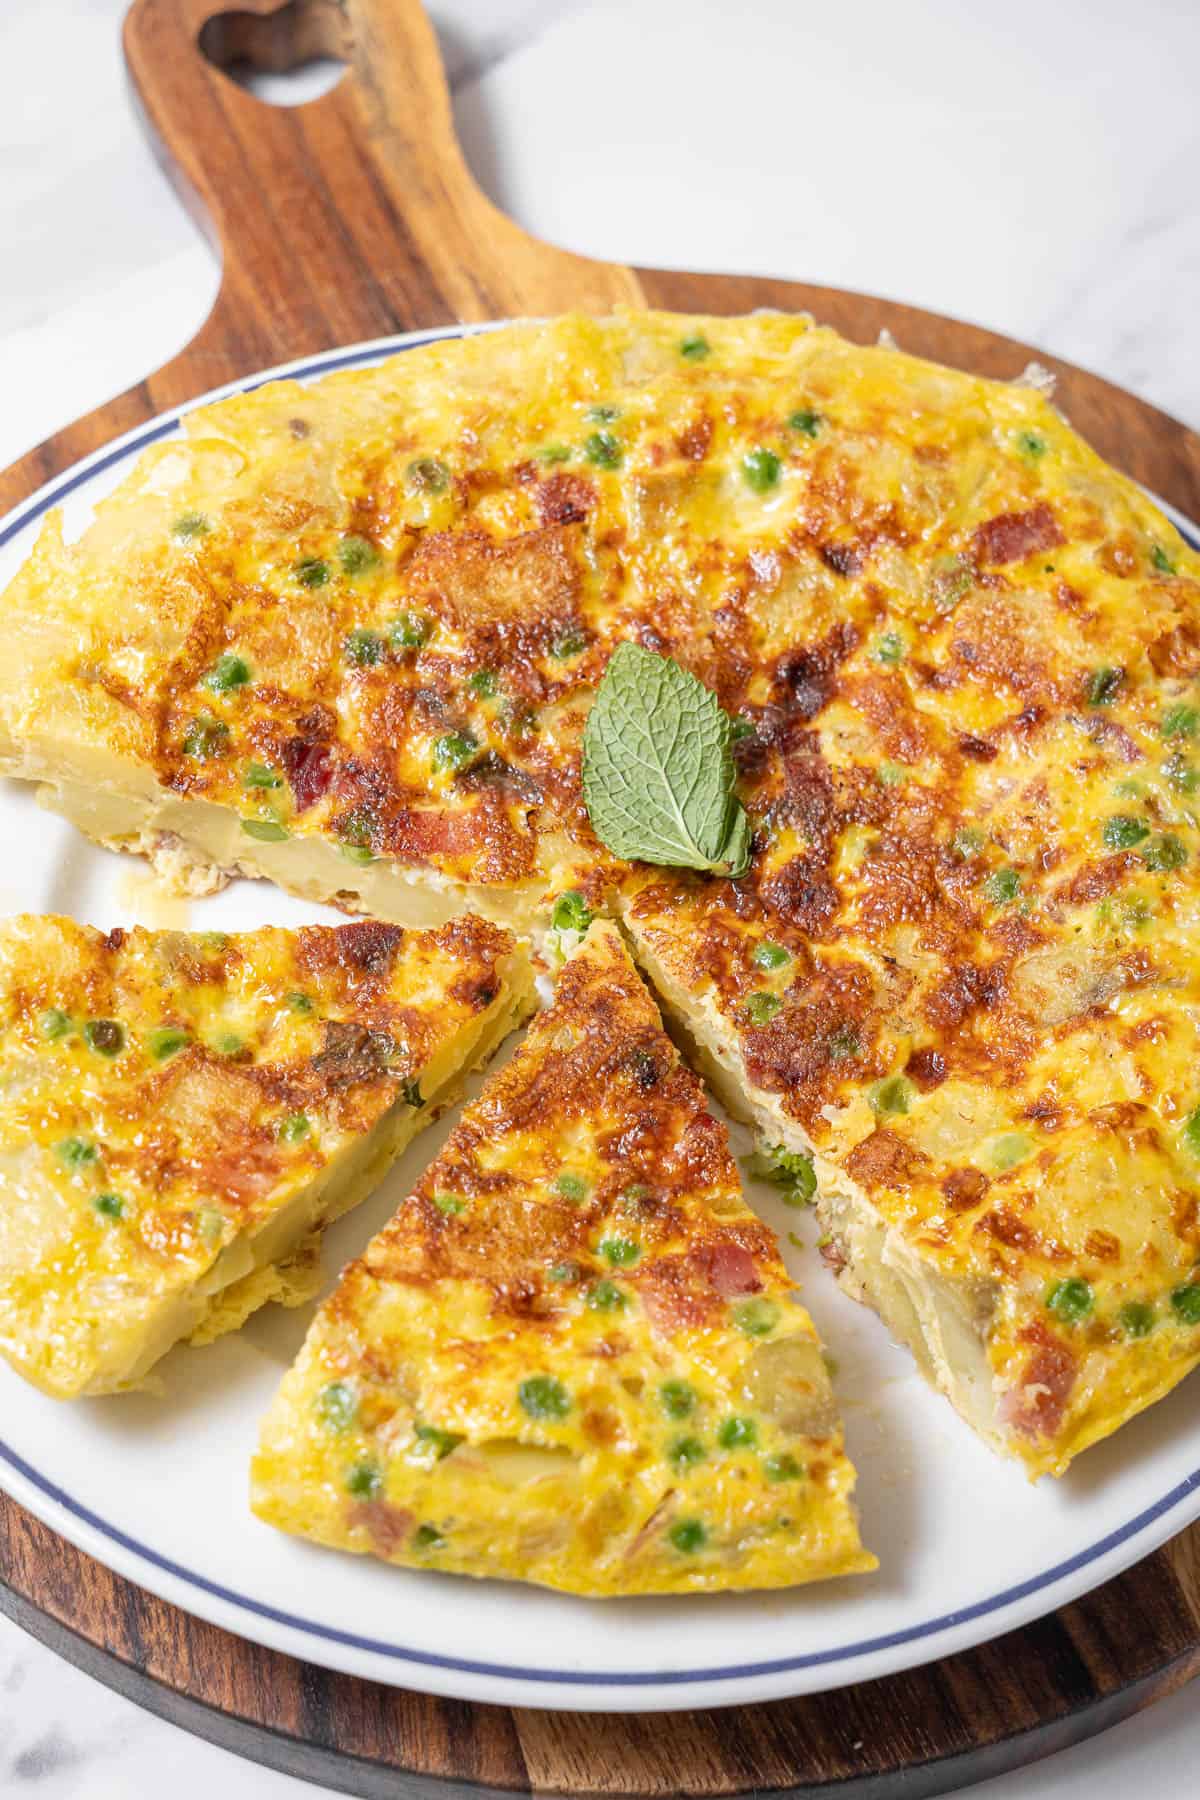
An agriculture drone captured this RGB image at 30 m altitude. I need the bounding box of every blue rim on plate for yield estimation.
[2,325,1198,1694]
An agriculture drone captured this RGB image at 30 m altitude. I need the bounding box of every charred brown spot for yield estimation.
[675,417,713,462]
[820,542,862,577]
[958,733,998,762]
[311,1020,392,1089]
[334,921,404,975]
[845,1129,930,1189]
[536,473,596,527]
[906,1046,947,1090]
[942,1167,990,1211]
[103,928,127,953]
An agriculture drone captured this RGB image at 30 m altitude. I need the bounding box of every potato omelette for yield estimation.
[0,913,530,1396]
[252,921,870,1593]
[3,309,1199,1475]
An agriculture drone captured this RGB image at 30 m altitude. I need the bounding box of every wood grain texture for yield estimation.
[1,1,1199,1794]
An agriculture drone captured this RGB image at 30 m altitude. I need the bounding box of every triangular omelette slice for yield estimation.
[0,914,532,1397]
[252,921,871,1594]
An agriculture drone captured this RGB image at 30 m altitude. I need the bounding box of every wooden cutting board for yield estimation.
[2,2,1199,1794]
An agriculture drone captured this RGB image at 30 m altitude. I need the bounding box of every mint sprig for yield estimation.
[581,644,751,878]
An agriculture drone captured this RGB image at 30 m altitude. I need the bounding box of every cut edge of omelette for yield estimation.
[624,914,1200,1481]
[0,914,533,1399]
[251,920,873,1595]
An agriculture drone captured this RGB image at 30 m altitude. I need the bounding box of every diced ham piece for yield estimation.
[972,502,1063,567]
[281,736,334,811]
[702,1240,762,1297]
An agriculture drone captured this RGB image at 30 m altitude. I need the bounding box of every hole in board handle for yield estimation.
[198,0,350,107]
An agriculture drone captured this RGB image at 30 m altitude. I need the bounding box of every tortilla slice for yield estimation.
[251,921,871,1595]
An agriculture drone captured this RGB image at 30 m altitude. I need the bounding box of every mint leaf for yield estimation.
[581,644,751,877]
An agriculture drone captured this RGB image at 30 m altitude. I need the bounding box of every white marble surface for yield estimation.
[0,0,1198,1792]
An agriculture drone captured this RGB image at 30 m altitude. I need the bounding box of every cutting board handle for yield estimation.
[122,0,640,392]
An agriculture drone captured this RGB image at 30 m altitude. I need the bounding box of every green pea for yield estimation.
[432,731,477,773]
[467,668,498,697]
[870,1075,913,1116]
[147,1027,190,1061]
[316,1381,356,1432]
[243,762,282,790]
[40,1008,72,1040]
[538,444,572,464]
[873,632,904,666]
[742,448,781,494]
[389,611,430,649]
[764,1453,804,1483]
[345,628,385,667]
[1161,704,1199,740]
[1118,1301,1155,1338]
[182,714,229,760]
[827,1024,861,1062]
[84,1019,125,1057]
[1141,834,1187,872]
[93,1192,124,1220]
[985,867,1021,906]
[991,1133,1032,1171]
[1016,430,1046,458]
[598,1236,641,1266]
[668,1519,707,1553]
[286,992,314,1015]
[547,1261,580,1284]
[518,1375,570,1420]
[660,1380,697,1420]
[414,1424,463,1461]
[752,941,790,971]
[551,891,592,933]
[279,1113,311,1143]
[56,1137,97,1169]
[1046,1277,1093,1324]
[338,535,381,576]
[952,826,984,860]
[551,626,588,659]
[214,1032,245,1057]
[402,1079,424,1109]
[555,1173,588,1202]
[241,819,290,842]
[734,1299,780,1338]
[1152,545,1177,576]
[293,557,330,588]
[787,409,821,436]
[1103,815,1149,851]
[667,1436,706,1469]
[584,431,622,470]
[172,512,210,541]
[744,992,781,1026]
[717,1415,758,1450]
[1170,1283,1200,1325]
[1085,666,1124,707]
[345,1461,383,1499]
[586,1279,627,1312]
[204,653,251,695]
[433,1193,465,1216]
[412,1524,444,1549]
[679,334,710,361]
[406,458,450,495]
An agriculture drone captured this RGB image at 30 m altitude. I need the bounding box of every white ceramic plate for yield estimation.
[1,328,1199,1715]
